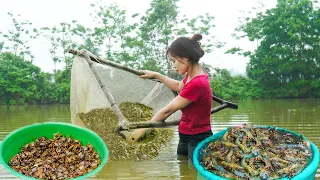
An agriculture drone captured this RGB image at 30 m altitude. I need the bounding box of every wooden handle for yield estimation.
[69,49,162,84]
[69,49,143,76]
[119,119,180,131]
[119,98,238,130]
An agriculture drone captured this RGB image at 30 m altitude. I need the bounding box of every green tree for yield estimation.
[34,72,56,104]
[0,53,51,105]
[90,1,138,64]
[138,0,223,75]
[53,69,71,104]
[41,26,62,72]
[0,13,39,61]
[0,41,4,52]
[211,68,262,100]
[176,13,225,53]
[41,22,76,70]
[70,21,100,56]
[229,0,320,98]
[138,0,179,73]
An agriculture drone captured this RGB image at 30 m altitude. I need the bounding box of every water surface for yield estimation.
[0,99,319,179]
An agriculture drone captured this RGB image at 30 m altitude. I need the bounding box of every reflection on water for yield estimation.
[0,99,319,179]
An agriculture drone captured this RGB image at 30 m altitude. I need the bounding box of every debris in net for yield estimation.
[200,124,312,179]
[78,102,174,161]
[9,133,101,180]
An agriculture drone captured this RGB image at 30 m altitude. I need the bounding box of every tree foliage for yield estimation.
[228,0,320,98]
[0,53,71,105]
[89,2,139,63]
[0,13,39,61]
[41,22,76,70]
[0,53,50,104]
[138,0,223,75]
[2,0,320,105]
[211,68,262,100]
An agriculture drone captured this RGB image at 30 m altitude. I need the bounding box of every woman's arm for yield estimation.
[150,95,191,122]
[140,70,184,92]
[154,73,184,92]
[128,96,192,143]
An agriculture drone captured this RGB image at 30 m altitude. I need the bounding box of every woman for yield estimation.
[130,34,213,160]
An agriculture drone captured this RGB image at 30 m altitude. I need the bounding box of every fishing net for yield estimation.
[69,49,181,160]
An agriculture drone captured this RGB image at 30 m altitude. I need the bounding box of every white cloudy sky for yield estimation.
[0,0,277,75]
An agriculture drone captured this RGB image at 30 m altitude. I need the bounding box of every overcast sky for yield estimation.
[0,0,277,75]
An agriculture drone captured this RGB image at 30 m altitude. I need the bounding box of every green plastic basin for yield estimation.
[193,126,320,180]
[0,122,109,179]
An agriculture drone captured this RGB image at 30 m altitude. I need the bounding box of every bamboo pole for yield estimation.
[119,100,238,130]
[119,119,180,131]
[69,49,143,76]
[69,49,161,84]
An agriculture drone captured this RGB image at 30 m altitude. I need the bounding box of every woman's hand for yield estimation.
[128,128,149,144]
[139,70,159,79]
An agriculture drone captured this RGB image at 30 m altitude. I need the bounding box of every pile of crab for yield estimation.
[200,124,312,179]
[9,133,101,180]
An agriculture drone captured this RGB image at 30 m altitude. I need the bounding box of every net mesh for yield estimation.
[70,50,181,160]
